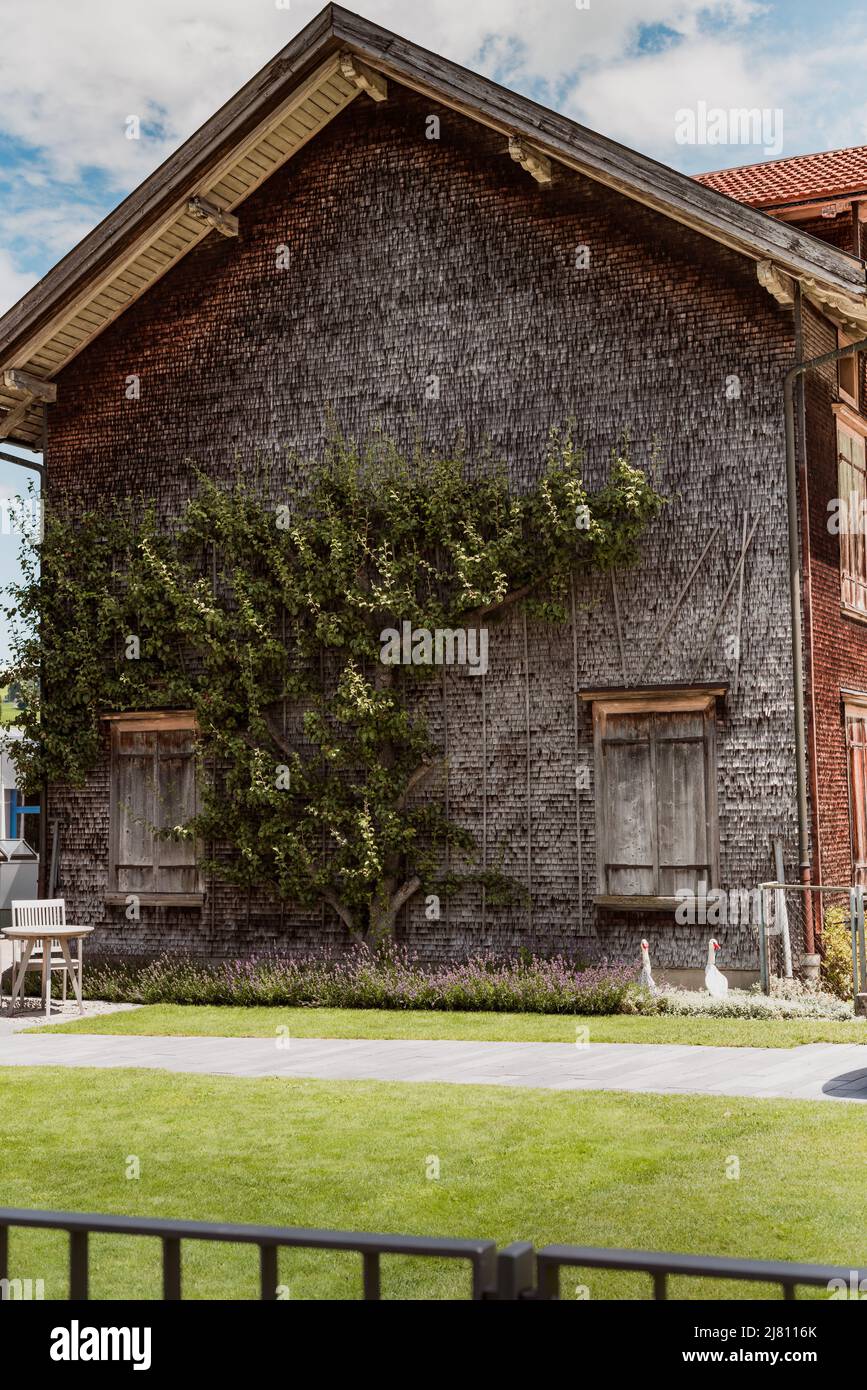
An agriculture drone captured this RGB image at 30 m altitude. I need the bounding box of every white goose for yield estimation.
[704,938,728,998]
[639,938,658,994]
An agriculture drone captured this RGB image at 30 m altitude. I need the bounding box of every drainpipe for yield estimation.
[784,332,867,955]
[0,438,48,882]
[38,411,49,896]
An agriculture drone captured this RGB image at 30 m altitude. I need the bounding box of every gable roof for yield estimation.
[696,145,867,211]
[1,3,865,447]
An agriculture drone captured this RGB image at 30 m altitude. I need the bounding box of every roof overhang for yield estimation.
[1,2,865,447]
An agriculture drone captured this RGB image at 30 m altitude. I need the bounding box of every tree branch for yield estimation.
[322,889,360,938]
[396,758,445,809]
[262,711,295,760]
[461,580,539,627]
[389,875,422,917]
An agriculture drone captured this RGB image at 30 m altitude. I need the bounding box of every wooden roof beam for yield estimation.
[339,51,387,102]
[3,368,56,402]
[508,137,554,187]
[186,196,239,238]
[0,396,35,441]
[0,368,55,441]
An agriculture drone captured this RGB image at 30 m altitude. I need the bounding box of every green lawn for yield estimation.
[1,1067,865,1300]
[39,1002,867,1048]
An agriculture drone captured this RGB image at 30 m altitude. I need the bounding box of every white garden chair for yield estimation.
[8,899,76,1005]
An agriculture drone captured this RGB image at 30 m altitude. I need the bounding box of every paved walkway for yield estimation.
[1,1031,867,1101]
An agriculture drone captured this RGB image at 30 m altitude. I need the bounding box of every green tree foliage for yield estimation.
[2,434,664,940]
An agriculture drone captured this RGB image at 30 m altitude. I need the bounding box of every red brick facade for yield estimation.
[802,301,867,894]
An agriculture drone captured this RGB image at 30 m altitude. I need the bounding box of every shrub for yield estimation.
[822,907,854,1001]
[657,985,853,1021]
[80,948,643,1016]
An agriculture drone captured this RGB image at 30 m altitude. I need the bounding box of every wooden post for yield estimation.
[523,608,533,938]
[481,671,487,933]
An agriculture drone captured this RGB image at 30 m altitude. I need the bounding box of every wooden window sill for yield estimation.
[840,603,867,627]
[595,895,682,912]
[833,399,864,428]
[104,893,204,908]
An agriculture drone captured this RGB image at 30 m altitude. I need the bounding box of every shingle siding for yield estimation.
[46,82,801,971]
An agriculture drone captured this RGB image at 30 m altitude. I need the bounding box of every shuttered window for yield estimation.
[107,716,200,903]
[846,702,867,887]
[838,422,867,616]
[590,694,719,906]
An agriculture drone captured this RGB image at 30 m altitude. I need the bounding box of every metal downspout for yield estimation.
[0,438,47,882]
[784,332,867,954]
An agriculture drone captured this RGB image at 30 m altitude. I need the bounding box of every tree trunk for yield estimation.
[367,874,423,944]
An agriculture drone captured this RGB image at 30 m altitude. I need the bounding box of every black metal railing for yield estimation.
[1,1207,863,1300]
[0,1208,497,1300]
[526,1245,867,1301]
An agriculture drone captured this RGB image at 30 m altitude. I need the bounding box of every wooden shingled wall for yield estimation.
[45,82,803,971]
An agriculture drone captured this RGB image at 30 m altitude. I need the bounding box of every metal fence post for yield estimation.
[858,888,866,999]
[851,888,859,1000]
[758,887,769,993]
[494,1242,536,1300]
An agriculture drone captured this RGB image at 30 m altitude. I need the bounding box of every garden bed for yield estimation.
[42,947,855,1022]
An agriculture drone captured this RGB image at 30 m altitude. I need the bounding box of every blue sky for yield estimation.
[0,0,865,656]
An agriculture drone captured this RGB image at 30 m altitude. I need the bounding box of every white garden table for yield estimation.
[2,925,93,1018]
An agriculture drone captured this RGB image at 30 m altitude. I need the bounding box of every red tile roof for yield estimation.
[695,146,867,209]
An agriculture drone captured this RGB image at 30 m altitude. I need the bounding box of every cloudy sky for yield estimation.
[0,0,866,317]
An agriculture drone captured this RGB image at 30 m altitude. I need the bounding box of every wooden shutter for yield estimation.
[594,698,718,902]
[600,713,656,894]
[155,728,198,894]
[847,709,867,886]
[655,710,711,897]
[838,426,867,614]
[109,721,198,897]
[113,730,157,894]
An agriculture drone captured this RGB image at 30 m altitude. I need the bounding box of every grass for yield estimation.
[38,1002,867,1047]
[1,1067,866,1300]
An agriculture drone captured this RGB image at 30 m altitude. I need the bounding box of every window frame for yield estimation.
[834,405,867,622]
[581,687,722,912]
[104,710,203,907]
[838,328,860,410]
[844,692,867,888]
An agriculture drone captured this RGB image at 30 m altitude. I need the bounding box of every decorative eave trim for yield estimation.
[757,259,795,306]
[508,137,554,186]
[757,259,867,335]
[833,401,867,438]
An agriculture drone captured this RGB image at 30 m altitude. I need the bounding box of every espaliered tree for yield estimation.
[3,432,664,941]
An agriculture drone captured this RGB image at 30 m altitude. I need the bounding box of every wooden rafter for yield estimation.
[186,197,239,238]
[339,51,387,102]
[0,368,56,441]
[2,368,56,402]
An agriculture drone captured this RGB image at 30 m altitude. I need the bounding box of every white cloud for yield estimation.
[0,251,37,317]
[0,0,765,187]
[566,36,791,165]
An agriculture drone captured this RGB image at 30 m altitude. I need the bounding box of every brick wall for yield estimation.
[46,81,801,969]
[802,300,867,892]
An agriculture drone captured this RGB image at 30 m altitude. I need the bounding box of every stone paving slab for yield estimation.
[0,1031,866,1101]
